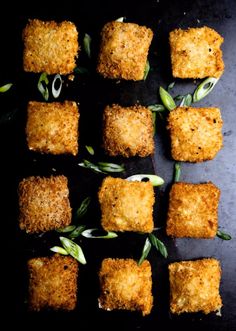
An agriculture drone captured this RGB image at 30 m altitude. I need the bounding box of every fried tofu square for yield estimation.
[169,27,224,78]
[98,177,154,233]
[18,175,72,233]
[169,258,222,314]
[26,101,79,156]
[23,19,79,74]
[28,254,78,311]
[103,104,154,157]
[166,182,220,238]
[99,258,153,316]
[167,107,223,162]
[97,21,153,80]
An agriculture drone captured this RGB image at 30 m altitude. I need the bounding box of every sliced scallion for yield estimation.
[75,197,91,219]
[83,33,92,58]
[180,93,192,107]
[52,74,62,98]
[0,83,13,93]
[97,162,125,173]
[149,233,168,258]
[167,81,175,92]
[159,86,176,111]
[138,237,152,265]
[126,174,164,186]
[116,17,125,22]
[174,162,181,182]
[81,228,118,239]
[193,77,219,103]
[37,72,49,101]
[148,104,166,112]
[50,246,69,255]
[143,60,150,80]
[56,225,76,233]
[216,230,232,240]
[85,145,94,155]
[60,237,86,264]
[68,225,86,239]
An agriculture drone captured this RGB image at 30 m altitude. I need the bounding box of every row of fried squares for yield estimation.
[19,175,220,238]
[23,19,224,79]
[28,255,222,315]
[26,101,223,162]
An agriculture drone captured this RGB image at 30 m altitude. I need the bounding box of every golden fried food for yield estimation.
[18,175,71,233]
[23,19,79,74]
[169,258,222,314]
[166,182,220,238]
[169,27,224,78]
[98,177,154,233]
[26,101,79,156]
[99,258,153,316]
[97,21,153,80]
[28,254,78,311]
[167,107,223,162]
[103,104,154,157]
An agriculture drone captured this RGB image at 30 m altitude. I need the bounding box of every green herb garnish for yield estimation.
[116,17,125,22]
[148,104,166,112]
[56,225,77,233]
[85,145,95,155]
[78,159,124,174]
[52,74,62,98]
[180,93,192,107]
[193,77,219,103]
[216,230,232,240]
[138,237,152,265]
[75,197,91,219]
[143,60,150,80]
[126,174,164,186]
[0,83,13,93]
[68,225,86,239]
[50,246,69,255]
[81,228,118,239]
[159,86,176,111]
[83,33,92,58]
[167,81,175,92]
[60,237,86,264]
[174,162,181,182]
[37,72,49,101]
[149,233,168,258]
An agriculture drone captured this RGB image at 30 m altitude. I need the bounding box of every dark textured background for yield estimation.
[0,0,235,330]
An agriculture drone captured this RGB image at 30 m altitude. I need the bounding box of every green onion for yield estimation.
[116,17,125,22]
[126,174,164,186]
[52,74,62,98]
[37,72,49,101]
[83,33,92,58]
[50,246,69,255]
[167,82,175,92]
[68,225,86,239]
[152,112,156,134]
[56,225,76,233]
[143,60,150,80]
[74,66,89,74]
[174,95,184,102]
[148,104,166,112]
[60,237,86,264]
[79,159,105,174]
[193,77,219,103]
[0,83,13,93]
[216,230,232,240]
[180,94,192,107]
[98,162,125,173]
[159,86,176,111]
[81,228,118,239]
[75,197,91,219]
[149,233,168,258]
[174,162,181,182]
[85,145,94,155]
[138,237,152,265]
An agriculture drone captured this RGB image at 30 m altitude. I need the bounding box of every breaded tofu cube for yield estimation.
[97,21,153,80]
[18,175,71,233]
[98,177,154,233]
[99,258,153,316]
[28,254,78,311]
[169,27,224,78]
[167,107,223,162]
[23,19,79,74]
[169,258,222,314]
[103,104,154,157]
[26,101,79,156]
[166,182,220,238]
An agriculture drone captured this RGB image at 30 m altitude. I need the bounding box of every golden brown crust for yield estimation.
[167,107,223,162]
[169,258,222,314]
[166,182,220,238]
[99,258,153,316]
[23,19,79,74]
[28,254,78,311]
[103,104,154,157]
[97,21,153,80]
[26,101,79,156]
[98,177,154,233]
[169,26,224,78]
[18,175,72,233]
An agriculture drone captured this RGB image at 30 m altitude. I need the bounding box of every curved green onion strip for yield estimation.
[193,77,219,103]
[126,174,164,186]
[149,233,168,258]
[216,230,232,240]
[138,237,151,265]
[148,104,166,112]
[180,94,192,107]
[83,33,92,58]
[167,81,175,92]
[116,17,125,22]
[68,225,86,239]
[81,228,118,239]
[75,197,91,219]
[60,237,86,264]
[143,60,150,80]
[85,145,94,155]
[97,162,125,173]
[56,225,76,233]
[37,72,49,101]
[159,86,176,111]
[52,74,62,98]
[50,246,69,255]
[174,162,181,182]
[0,83,13,93]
